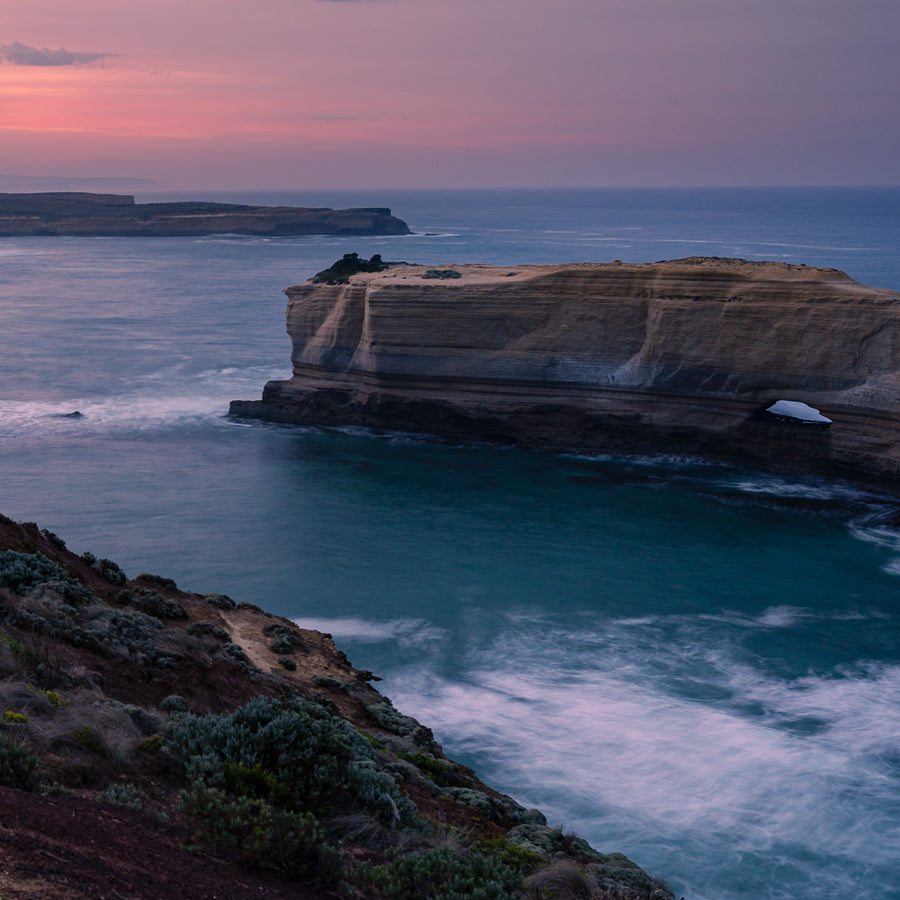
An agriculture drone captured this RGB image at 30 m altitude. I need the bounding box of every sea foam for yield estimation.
[378,610,900,900]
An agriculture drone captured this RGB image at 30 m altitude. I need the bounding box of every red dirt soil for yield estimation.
[0,784,322,899]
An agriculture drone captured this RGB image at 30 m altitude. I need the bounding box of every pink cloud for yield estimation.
[0,40,116,66]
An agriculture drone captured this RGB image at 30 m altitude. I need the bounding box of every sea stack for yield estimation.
[230,258,900,486]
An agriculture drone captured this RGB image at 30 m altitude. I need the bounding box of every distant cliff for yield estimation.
[0,192,411,236]
[230,258,900,485]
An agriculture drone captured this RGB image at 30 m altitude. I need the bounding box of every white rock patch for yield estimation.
[766,400,833,423]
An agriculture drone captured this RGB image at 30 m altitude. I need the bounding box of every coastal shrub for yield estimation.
[0,733,41,790]
[265,625,303,655]
[119,704,160,736]
[524,859,673,900]
[522,860,593,899]
[139,734,166,752]
[0,631,25,661]
[269,634,296,655]
[402,751,452,786]
[507,824,602,860]
[169,696,412,825]
[31,699,142,772]
[223,642,252,666]
[442,787,498,819]
[204,592,236,610]
[326,812,396,852]
[0,643,15,677]
[427,785,543,827]
[170,699,346,810]
[26,684,68,709]
[2,607,52,639]
[367,700,433,747]
[180,784,344,880]
[422,268,462,279]
[1,681,50,717]
[0,550,69,593]
[0,550,91,602]
[187,622,229,641]
[26,579,93,607]
[2,585,88,657]
[71,724,108,757]
[474,834,544,876]
[129,589,187,620]
[507,830,672,898]
[313,674,347,692]
[160,695,188,714]
[236,601,264,613]
[0,587,170,666]
[81,552,127,586]
[0,632,72,689]
[99,782,142,809]
[367,846,523,899]
[40,688,66,708]
[263,622,301,640]
[80,605,162,657]
[586,855,675,899]
[41,529,67,550]
[3,711,28,724]
[135,573,177,590]
[508,805,547,827]
[0,627,77,690]
[312,252,389,284]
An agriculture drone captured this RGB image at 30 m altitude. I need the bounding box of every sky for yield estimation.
[0,0,898,191]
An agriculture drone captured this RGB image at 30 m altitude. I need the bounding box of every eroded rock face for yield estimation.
[230,258,900,485]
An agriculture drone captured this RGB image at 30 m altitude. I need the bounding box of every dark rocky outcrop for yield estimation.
[230,258,900,489]
[0,192,411,236]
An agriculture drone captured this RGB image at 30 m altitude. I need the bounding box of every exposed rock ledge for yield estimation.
[0,192,410,236]
[230,257,900,487]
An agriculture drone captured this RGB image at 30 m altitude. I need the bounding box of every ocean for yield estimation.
[2,187,899,899]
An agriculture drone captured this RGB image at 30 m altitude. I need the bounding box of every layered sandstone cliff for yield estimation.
[230,258,900,484]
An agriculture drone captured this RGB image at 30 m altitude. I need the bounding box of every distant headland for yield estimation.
[0,192,411,237]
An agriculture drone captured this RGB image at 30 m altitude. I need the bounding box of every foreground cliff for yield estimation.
[230,258,900,486]
[0,192,410,236]
[0,513,673,899]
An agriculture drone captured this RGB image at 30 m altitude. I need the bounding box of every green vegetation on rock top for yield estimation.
[312,252,391,284]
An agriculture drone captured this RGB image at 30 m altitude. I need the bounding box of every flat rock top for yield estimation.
[350,257,858,287]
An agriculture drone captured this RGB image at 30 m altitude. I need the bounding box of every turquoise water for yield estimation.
[2,188,899,898]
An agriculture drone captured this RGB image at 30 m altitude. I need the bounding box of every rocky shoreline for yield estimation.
[0,192,410,237]
[230,257,900,491]
[0,512,675,899]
